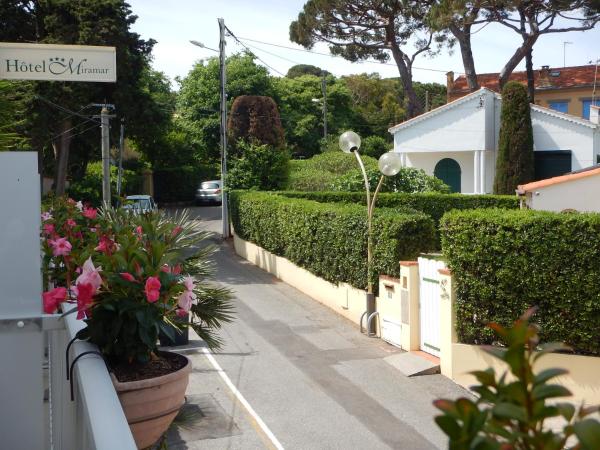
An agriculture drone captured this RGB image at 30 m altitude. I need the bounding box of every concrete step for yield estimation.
[384,351,440,377]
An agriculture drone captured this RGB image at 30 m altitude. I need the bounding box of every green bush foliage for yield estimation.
[440,209,600,355]
[227,141,290,190]
[153,164,218,203]
[68,162,142,206]
[229,191,435,290]
[494,81,534,194]
[360,135,390,159]
[286,151,377,191]
[329,166,450,194]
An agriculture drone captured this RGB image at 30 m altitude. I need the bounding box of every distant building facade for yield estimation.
[447,64,600,120]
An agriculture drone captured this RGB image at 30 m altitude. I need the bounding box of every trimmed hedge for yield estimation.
[441,209,600,356]
[230,191,435,290]
[279,191,519,247]
[153,164,218,203]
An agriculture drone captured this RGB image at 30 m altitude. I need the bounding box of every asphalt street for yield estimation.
[163,205,469,450]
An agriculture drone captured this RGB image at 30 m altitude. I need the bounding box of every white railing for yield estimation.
[48,312,136,450]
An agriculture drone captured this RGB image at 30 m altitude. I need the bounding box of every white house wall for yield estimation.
[405,152,475,193]
[393,98,488,152]
[528,175,600,212]
[530,110,595,170]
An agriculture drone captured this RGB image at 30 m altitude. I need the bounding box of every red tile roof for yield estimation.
[517,166,600,194]
[451,64,599,93]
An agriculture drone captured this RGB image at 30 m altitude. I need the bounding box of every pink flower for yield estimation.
[177,290,196,312]
[41,212,52,222]
[75,258,102,293]
[119,272,136,282]
[66,218,77,228]
[42,287,67,314]
[48,237,72,257]
[172,264,182,275]
[135,226,143,236]
[90,227,97,233]
[144,276,161,303]
[171,226,183,237]
[95,236,115,255]
[182,276,195,292]
[176,308,188,318]
[160,264,171,273]
[82,207,97,220]
[43,223,55,236]
[75,282,94,319]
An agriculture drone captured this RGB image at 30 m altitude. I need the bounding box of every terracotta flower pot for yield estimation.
[111,353,191,449]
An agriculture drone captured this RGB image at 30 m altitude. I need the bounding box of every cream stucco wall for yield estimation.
[527,174,600,212]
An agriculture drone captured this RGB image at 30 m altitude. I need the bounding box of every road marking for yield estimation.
[201,347,285,450]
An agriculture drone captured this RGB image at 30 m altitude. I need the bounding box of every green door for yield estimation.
[434,158,461,193]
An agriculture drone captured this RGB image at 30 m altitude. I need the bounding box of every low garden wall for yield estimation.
[229,191,436,290]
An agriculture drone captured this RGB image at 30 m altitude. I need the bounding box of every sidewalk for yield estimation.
[162,230,470,449]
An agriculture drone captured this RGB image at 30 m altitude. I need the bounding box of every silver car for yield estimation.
[195,180,222,205]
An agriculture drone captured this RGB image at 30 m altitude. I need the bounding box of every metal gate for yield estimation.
[418,257,446,357]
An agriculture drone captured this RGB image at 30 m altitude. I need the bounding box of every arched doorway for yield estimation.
[434,158,461,193]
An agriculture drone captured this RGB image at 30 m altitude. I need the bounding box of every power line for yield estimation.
[236,35,463,74]
[225,26,287,77]
[35,95,101,125]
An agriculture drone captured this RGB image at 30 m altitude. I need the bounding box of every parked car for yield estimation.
[123,195,157,214]
[195,180,222,205]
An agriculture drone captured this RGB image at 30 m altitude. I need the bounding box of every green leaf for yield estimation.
[573,419,600,449]
[492,403,527,422]
[481,346,507,361]
[534,368,569,385]
[532,384,572,401]
[470,368,496,386]
[555,402,576,422]
[435,415,461,440]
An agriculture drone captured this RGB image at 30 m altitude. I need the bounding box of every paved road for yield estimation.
[164,206,468,450]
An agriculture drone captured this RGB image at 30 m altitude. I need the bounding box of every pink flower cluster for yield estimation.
[177,276,196,317]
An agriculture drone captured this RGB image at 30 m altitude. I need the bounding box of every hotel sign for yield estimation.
[0,43,116,82]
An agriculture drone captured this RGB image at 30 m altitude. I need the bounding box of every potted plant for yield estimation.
[41,197,234,448]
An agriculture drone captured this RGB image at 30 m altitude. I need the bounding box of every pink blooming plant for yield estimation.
[144,276,161,303]
[49,237,72,257]
[43,287,68,314]
[82,207,97,220]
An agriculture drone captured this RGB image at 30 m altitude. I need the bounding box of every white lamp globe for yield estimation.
[339,131,361,153]
[378,151,403,176]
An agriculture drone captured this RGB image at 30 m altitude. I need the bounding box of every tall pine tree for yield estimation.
[494,81,534,194]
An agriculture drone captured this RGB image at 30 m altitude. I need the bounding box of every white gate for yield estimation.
[418,257,446,357]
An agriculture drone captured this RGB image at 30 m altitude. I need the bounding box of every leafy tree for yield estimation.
[290,1,450,118]
[227,95,285,156]
[361,136,390,159]
[0,80,28,150]
[177,52,274,162]
[272,74,355,155]
[1,0,159,195]
[286,64,327,78]
[227,141,290,190]
[494,82,534,195]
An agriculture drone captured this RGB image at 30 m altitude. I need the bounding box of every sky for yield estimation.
[127,0,600,88]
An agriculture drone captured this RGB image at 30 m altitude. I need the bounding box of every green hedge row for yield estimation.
[153,165,218,203]
[441,209,600,356]
[230,191,436,290]
[279,191,519,247]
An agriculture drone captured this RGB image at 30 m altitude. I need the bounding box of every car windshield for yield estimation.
[127,199,151,210]
[201,182,219,189]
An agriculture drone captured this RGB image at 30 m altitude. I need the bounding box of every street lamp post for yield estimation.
[339,131,403,335]
[190,17,230,239]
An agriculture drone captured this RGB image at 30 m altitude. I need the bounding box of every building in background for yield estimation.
[447,64,600,120]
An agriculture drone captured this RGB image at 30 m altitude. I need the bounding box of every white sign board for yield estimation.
[0,42,116,82]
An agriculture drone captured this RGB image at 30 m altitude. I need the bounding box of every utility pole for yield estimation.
[100,106,111,206]
[321,73,327,140]
[117,119,125,198]
[219,17,230,239]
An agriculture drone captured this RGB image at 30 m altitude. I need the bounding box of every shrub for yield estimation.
[360,135,390,159]
[68,162,142,206]
[229,191,435,290]
[285,151,378,191]
[227,141,290,190]
[494,81,534,194]
[227,95,285,156]
[153,164,218,203]
[440,208,600,355]
[329,166,450,194]
[278,191,519,248]
[434,309,600,448]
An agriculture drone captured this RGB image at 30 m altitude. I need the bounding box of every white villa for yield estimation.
[388,88,600,193]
